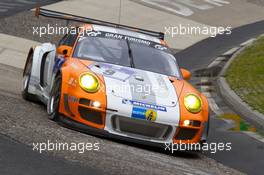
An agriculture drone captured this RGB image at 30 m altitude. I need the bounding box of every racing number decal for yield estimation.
[90,63,135,81]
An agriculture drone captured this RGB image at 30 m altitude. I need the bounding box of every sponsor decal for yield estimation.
[86,31,102,37]
[132,107,157,122]
[154,44,168,51]
[123,99,167,112]
[132,107,146,120]
[105,33,151,46]
[145,109,157,121]
[82,31,170,52]
[68,77,77,87]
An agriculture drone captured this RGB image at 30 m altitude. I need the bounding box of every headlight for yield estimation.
[184,94,202,113]
[79,73,100,93]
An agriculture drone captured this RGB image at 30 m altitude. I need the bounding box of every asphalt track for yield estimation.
[0,0,61,18]
[0,61,235,175]
[0,1,100,175]
[176,20,264,175]
[0,133,100,175]
[206,116,264,175]
[175,20,264,71]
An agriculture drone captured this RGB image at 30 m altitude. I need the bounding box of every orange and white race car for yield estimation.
[22,8,209,147]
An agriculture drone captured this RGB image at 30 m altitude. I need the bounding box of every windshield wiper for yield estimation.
[126,39,135,68]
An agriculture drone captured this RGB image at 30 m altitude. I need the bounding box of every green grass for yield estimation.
[226,36,264,114]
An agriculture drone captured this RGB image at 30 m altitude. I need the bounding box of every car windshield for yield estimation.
[73,35,181,77]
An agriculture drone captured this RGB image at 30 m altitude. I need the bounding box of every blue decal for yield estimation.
[53,56,65,73]
[132,107,146,120]
[123,99,167,112]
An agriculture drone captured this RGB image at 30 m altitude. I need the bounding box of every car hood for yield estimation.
[80,60,184,108]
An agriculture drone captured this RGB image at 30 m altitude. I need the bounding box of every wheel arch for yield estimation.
[23,47,34,76]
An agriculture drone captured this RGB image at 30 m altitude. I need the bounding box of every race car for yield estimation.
[22,8,209,147]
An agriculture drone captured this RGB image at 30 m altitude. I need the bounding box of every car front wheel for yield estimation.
[47,74,62,121]
[22,53,37,101]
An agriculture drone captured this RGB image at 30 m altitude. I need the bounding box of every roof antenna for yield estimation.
[118,0,122,27]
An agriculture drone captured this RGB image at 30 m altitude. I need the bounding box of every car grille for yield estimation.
[78,106,103,125]
[175,128,198,140]
[111,115,172,140]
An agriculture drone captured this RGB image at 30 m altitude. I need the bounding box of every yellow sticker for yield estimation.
[145,109,157,121]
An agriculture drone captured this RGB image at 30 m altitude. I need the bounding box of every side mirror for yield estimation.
[180,68,191,81]
[57,45,72,58]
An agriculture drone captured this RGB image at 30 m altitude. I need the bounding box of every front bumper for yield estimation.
[59,114,166,148]
[61,94,207,146]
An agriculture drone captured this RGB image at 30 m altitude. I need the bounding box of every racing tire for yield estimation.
[47,74,62,121]
[22,53,38,101]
